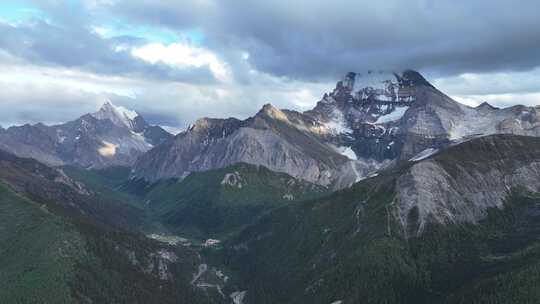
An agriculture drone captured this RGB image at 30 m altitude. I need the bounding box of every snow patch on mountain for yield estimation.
[283,193,294,200]
[221,172,244,188]
[335,146,357,160]
[130,131,153,148]
[409,148,438,162]
[375,106,409,123]
[161,125,184,135]
[334,158,392,187]
[114,104,138,120]
[147,234,190,246]
[341,71,417,103]
[352,71,396,93]
[323,109,352,135]
[92,100,138,129]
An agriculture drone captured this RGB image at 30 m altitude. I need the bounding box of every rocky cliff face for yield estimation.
[395,134,540,237]
[133,104,366,187]
[0,101,172,168]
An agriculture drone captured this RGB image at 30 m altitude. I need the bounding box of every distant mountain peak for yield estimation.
[261,103,277,111]
[191,117,212,130]
[476,102,499,110]
[401,69,433,87]
[258,103,289,121]
[0,99,173,169]
[92,100,140,129]
[188,117,242,139]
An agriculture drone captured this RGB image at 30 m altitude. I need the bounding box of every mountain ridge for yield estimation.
[132,70,540,188]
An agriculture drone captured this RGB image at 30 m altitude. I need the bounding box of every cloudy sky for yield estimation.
[0,0,539,132]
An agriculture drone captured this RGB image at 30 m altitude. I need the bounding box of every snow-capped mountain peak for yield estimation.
[306,70,426,138]
[0,99,174,168]
[337,70,425,104]
[92,100,139,129]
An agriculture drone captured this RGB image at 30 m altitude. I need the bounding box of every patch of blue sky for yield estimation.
[0,1,205,47]
[96,19,204,46]
[0,2,45,24]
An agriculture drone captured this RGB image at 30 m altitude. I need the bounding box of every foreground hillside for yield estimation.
[0,151,226,304]
[214,135,540,304]
[3,131,540,303]
[125,162,328,239]
[66,134,540,303]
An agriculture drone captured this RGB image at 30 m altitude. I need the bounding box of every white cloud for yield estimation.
[2,51,538,131]
[433,68,540,108]
[451,92,540,108]
[284,88,323,110]
[0,55,330,129]
[0,60,143,98]
[131,42,231,82]
[433,68,540,96]
[91,25,111,37]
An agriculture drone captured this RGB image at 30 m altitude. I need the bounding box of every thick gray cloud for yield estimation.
[0,58,330,129]
[6,0,540,83]
[109,0,540,81]
[0,0,539,129]
[0,80,102,126]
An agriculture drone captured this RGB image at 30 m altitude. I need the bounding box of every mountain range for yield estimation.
[3,70,537,189]
[132,70,540,189]
[2,70,540,303]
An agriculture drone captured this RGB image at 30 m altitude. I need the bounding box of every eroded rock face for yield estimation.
[395,135,540,237]
[133,106,350,186]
